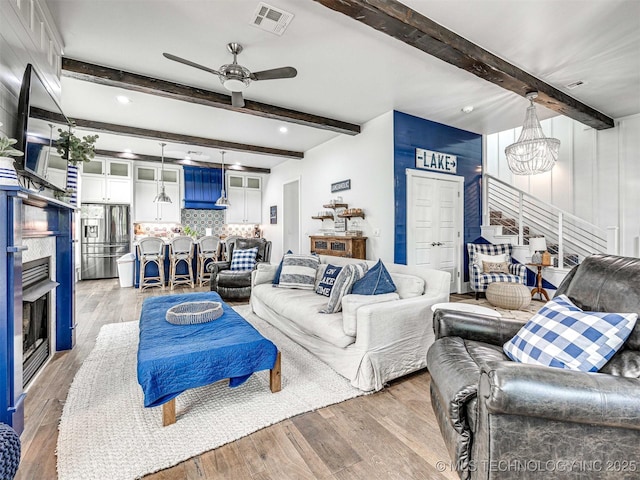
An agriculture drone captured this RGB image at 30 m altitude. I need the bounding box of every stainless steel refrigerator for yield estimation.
[80,204,131,279]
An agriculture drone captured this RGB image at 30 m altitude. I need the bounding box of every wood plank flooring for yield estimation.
[15,279,467,480]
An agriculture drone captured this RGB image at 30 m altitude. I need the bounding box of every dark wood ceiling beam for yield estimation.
[69,117,303,159]
[313,0,614,130]
[95,149,271,174]
[62,58,361,135]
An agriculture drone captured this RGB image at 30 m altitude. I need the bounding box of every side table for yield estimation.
[526,263,550,301]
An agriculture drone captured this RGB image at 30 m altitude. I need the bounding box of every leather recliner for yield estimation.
[207,237,271,300]
[427,254,640,480]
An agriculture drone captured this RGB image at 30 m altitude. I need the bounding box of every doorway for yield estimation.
[282,179,300,254]
[406,169,463,293]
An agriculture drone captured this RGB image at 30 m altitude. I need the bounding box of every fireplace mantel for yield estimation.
[0,186,76,434]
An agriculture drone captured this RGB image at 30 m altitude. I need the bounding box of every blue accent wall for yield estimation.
[183,166,225,209]
[393,111,482,281]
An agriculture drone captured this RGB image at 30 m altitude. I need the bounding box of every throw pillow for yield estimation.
[352,259,397,295]
[474,252,509,267]
[320,262,368,314]
[503,295,638,372]
[229,247,259,271]
[278,254,320,290]
[315,264,343,297]
[272,249,293,285]
[482,260,509,274]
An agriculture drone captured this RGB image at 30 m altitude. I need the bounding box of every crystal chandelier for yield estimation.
[505,92,560,175]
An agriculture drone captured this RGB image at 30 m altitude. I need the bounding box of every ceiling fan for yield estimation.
[163,43,297,108]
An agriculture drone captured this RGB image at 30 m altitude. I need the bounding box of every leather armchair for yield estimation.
[427,254,640,480]
[207,237,271,299]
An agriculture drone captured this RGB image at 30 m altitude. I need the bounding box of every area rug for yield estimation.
[57,306,365,480]
[458,297,547,322]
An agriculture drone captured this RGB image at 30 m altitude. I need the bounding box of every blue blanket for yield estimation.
[137,292,278,407]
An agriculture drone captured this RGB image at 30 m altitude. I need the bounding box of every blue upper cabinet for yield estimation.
[183,166,225,209]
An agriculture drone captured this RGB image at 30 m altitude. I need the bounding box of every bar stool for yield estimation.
[196,235,220,287]
[169,236,195,289]
[138,237,166,290]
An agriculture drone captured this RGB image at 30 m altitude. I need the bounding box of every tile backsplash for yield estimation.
[181,209,259,238]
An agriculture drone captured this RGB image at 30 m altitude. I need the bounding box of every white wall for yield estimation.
[262,111,394,262]
[0,1,63,140]
[486,113,640,257]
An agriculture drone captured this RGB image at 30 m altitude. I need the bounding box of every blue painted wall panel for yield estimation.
[393,111,482,282]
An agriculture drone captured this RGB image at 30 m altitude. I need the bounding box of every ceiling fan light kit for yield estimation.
[163,42,297,108]
[505,92,561,175]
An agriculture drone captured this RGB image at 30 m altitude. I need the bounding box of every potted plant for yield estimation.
[56,128,99,165]
[0,122,23,186]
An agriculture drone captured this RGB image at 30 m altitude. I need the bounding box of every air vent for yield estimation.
[565,80,587,90]
[250,2,294,35]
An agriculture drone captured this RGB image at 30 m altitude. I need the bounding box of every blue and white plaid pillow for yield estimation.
[230,247,259,271]
[504,295,637,372]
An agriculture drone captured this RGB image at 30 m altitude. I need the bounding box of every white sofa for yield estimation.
[250,255,450,391]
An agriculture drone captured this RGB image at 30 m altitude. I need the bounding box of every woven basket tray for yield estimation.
[165,301,223,325]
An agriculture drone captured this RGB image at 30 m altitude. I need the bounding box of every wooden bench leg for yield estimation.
[162,398,176,426]
[270,351,282,393]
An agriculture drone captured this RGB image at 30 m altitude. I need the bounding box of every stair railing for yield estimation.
[483,174,617,268]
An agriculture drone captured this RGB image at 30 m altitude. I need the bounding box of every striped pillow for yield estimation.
[320,262,369,314]
[278,254,320,289]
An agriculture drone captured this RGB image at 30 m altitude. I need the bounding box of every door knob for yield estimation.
[431,242,437,247]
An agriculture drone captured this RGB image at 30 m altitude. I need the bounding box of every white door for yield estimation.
[283,179,300,254]
[407,170,463,293]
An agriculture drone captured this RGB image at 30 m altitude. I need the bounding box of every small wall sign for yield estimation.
[416,148,457,174]
[331,179,351,193]
[270,205,277,224]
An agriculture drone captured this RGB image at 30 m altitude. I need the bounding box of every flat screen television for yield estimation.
[15,64,71,191]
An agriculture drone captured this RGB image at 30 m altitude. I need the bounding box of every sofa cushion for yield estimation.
[230,247,258,271]
[389,273,424,299]
[352,260,396,295]
[342,293,399,336]
[278,254,320,290]
[504,295,638,372]
[316,264,342,297]
[321,263,368,314]
[252,284,355,347]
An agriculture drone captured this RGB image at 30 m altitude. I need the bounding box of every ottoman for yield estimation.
[486,282,531,310]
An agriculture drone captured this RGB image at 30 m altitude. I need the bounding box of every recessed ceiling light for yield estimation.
[123,148,132,153]
[116,95,132,104]
[461,105,474,114]
[235,162,241,166]
[184,155,191,161]
[279,126,288,133]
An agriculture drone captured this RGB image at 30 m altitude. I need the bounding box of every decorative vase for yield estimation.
[0,156,19,186]
[531,251,542,264]
[66,164,78,206]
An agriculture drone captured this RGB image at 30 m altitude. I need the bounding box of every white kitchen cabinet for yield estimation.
[80,158,132,203]
[133,164,181,222]
[225,174,262,224]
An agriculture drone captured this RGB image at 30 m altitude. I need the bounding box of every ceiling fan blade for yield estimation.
[163,53,221,76]
[231,91,245,108]
[250,67,298,81]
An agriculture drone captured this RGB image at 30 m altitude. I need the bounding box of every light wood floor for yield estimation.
[16,279,466,480]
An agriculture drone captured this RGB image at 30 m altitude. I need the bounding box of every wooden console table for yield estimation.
[310,235,367,259]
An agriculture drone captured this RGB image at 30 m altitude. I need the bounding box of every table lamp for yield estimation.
[529,237,546,264]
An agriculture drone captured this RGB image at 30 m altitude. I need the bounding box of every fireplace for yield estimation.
[22,257,58,387]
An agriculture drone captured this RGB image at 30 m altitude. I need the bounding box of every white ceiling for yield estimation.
[46,0,640,170]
